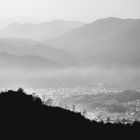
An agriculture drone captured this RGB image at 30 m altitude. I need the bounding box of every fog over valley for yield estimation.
[1,65,140,89]
[0,17,140,90]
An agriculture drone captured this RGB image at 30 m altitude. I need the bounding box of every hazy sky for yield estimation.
[0,0,140,22]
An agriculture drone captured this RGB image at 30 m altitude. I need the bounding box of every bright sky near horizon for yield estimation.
[0,0,140,22]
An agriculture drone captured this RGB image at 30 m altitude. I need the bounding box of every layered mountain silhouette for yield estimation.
[1,17,140,68]
[47,17,140,67]
[0,52,60,70]
[0,20,84,40]
[0,38,79,66]
[0,17,140,88]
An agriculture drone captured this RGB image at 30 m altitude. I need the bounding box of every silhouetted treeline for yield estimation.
[0,88,139,138]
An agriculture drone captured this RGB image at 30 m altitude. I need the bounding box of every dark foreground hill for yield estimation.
[0,89,139,138]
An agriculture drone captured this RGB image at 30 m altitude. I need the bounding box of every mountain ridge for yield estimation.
[0,20,85,40]
[0,38,80,67]
[0,51,60,70]
[46,17,140,67]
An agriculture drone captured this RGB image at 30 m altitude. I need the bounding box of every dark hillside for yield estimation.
[0,89,139,138]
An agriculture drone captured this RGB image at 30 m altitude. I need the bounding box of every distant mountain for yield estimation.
[0,52,60,70]
[0,20,84,40]
[0,38,80,67]
[84,22,140,67]
[0,17,45,29]
[48,17,137,51]
[47,17,140,67]
[1,17,140,68]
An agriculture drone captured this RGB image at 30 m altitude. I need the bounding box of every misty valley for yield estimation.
[1,17,140,124]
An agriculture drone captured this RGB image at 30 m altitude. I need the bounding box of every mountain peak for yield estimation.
[91,17,138,27]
